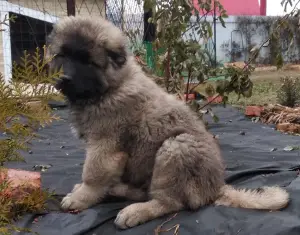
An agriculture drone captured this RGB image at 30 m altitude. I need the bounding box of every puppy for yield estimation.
[46,16,289,229]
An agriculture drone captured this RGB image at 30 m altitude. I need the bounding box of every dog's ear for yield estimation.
[46,35,51,45]
[46,29,56,46]
[106,47,127,68]
[44,34,55,61]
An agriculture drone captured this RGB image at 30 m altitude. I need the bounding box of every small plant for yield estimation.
[0,45,62,234]
[0,14,63,233]
[0,46,62,234]
[277,76,300,107]
[0,46,63,166]
[0,179,54,235]
[126,29,146,61]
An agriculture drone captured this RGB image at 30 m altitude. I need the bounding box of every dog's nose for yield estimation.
[59,75,72,81]
[54,75,71,82]
[53,75,71,83]
[53,75,72,90]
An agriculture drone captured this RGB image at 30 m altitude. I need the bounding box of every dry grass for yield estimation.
[261,104,300,124]
[258,104,300,135]
[0,179,52,235]
[154,213,180,235]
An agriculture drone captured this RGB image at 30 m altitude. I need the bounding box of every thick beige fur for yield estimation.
[46,16,289,229]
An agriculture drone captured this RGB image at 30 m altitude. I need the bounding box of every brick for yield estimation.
[276,123,300,134]
[0,168,41,198]
[207,96,223,104]
[184,93,195,100]
[245,106,264,117]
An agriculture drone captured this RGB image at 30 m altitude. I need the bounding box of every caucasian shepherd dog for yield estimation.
[46,16,289,229]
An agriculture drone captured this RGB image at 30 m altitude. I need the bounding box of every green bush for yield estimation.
[277,76,300,107]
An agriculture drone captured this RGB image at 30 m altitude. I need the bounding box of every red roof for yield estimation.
[193,0,265,16]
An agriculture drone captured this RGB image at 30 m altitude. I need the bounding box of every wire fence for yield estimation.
[0,0,216,82]
[106,0,144,38]
[0,0,145,82]
[0,0,298,83]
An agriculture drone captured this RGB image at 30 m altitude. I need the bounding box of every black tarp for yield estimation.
[6,104,300,235]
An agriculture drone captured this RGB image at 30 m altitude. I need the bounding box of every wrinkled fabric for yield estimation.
[7,104,300,235]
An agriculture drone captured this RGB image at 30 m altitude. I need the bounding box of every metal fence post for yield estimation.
[67,0,76,16]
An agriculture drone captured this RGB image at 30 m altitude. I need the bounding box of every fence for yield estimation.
[0,0,299,82]
[0,0,144,82]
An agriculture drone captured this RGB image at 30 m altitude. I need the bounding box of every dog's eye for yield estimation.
[90,61,101,68]
[55,53,65,58]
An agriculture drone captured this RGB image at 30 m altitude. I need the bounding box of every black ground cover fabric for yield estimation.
[6,104,300,235]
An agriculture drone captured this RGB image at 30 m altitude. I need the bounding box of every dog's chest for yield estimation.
[70,109,118,139]
[120,136,161,188]
[122,153,156,189]
[70,124,81,138]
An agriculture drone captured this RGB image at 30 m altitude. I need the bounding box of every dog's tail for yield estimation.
[214,185,289,210]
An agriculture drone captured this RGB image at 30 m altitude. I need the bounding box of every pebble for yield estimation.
[239,131,246,135]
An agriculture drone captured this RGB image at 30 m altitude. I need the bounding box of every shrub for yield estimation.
[0,45,62,234]
[0,14,63,234]
[277,76,300,107]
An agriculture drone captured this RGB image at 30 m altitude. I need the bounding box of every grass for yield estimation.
[192,68,300,107]
[194,69,300,107]
[227,81,279,106]
[227,69,300,106]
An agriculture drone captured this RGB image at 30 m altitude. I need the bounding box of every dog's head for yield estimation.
[46,16,130,103]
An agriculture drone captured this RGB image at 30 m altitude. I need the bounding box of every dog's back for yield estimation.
[111,72,224,196]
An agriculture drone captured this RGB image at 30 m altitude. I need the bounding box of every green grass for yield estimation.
[227,69,300,106]
[227,81,279,106]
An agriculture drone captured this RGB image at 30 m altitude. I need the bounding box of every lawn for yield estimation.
[227,69,300,106]
[191,68,300,107]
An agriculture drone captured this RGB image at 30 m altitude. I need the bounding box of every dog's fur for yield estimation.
[46,16,289,229]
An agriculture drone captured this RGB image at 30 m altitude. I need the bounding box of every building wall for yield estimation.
[193,0,262,16]
[0,22,4,78]
[0,0,105,81]
[7,0,106,18]
[186,15,300,65]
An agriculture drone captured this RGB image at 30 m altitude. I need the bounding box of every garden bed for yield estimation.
[5,105,300,235]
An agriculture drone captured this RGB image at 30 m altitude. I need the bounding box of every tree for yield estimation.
[132,0,300,116]
[136,0,253,118]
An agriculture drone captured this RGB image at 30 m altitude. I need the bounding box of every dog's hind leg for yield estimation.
[108,182,148,201]
[114,133,225,229]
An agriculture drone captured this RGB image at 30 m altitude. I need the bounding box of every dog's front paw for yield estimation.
[61,183,105,211]
[61,192,90,211]
[114,203,148,229]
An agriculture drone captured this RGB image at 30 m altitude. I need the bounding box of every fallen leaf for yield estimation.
[33,164,53,172]
[283,146,295,151]
[251,117,260,123]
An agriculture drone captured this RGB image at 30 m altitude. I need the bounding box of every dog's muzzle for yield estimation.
[54,75,72,91]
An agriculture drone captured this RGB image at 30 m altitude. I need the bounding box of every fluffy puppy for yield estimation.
[46,16,289,229]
